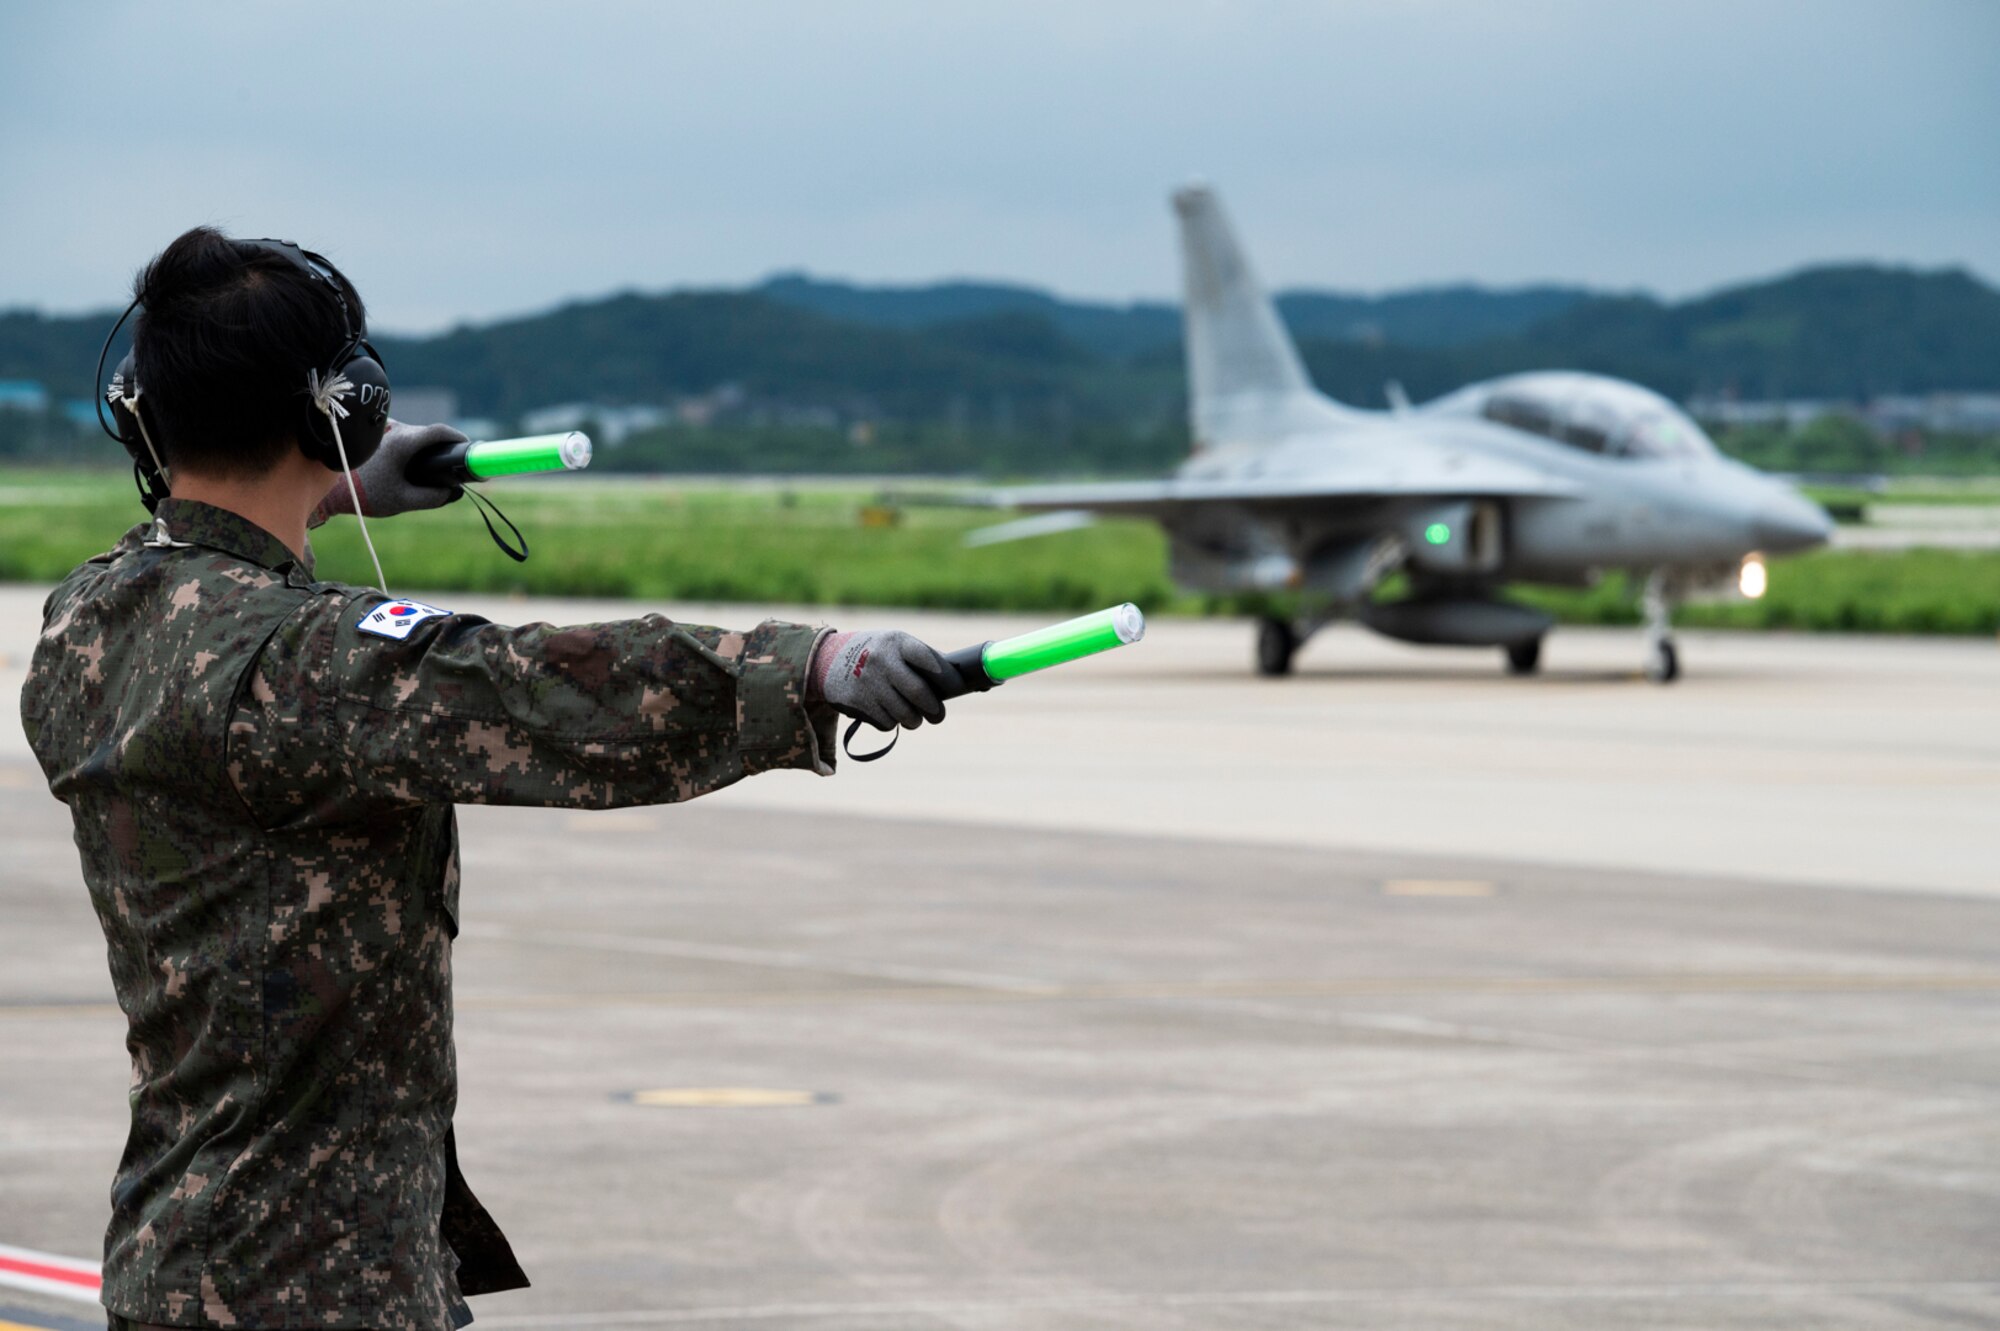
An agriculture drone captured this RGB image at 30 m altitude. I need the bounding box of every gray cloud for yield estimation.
[2,0,1993,331]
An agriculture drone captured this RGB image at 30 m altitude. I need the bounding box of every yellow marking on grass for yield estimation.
[0,1321,71,1330]
[1384,879,1497,897]
[629,1087,825,1108]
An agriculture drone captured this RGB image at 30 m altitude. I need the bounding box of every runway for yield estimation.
[1,588,1997,1329]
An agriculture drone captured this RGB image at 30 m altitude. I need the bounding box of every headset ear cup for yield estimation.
[298,354,391,470]
[106,352,144,448]
[337,355,390,468]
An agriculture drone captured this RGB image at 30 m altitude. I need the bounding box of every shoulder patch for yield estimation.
[357,598,450,640]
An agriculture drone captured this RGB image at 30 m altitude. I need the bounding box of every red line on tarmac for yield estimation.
[0,1246,101,1293]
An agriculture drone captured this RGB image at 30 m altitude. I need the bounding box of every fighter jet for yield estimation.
[978,187,1833,681]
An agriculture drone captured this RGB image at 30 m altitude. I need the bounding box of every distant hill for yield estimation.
[756,274,1176,361]
[372,291,1122,422]
[5,264,1996,437]
[1472,264,2000,400]
[755,273,1596,356]
[0,309,119,403]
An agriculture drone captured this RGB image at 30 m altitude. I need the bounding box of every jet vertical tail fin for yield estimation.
[1173,185,1355,451]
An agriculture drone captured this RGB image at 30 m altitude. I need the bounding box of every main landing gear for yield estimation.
[1505,637,1543,675]
[1256,617,1297,677]
[1255,609,1340,676]
[1641,570,1680,684]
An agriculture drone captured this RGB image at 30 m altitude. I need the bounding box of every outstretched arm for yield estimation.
[229,595,840,815]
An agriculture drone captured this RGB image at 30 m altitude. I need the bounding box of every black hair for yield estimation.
[131,226,367,478]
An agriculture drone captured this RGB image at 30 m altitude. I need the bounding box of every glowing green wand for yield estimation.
[932,603,1147,695]
[405,431,593,486]
[847,604,1146,761]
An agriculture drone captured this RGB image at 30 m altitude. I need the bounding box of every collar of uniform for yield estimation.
[151,498,315,578]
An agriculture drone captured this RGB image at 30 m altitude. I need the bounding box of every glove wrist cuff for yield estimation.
[807,631,850,701]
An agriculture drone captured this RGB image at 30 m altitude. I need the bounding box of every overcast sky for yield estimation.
[2,1,1993,332]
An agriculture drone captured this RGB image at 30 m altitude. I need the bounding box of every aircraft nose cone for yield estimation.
[1751,490,1834,553]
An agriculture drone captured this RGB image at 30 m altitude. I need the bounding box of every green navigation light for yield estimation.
[1424,522,1452,545]
[981,603,1145,681]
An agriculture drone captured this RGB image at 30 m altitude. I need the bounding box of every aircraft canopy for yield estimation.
[1434,372,1718,461]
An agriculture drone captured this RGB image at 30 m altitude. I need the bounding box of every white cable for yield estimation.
[310,369,388,594]
[116,379,171,488]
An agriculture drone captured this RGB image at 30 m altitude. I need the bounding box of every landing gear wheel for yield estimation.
[1644,638,1679,684]
[1255,617,1297,677]
[1505,637,1543,676]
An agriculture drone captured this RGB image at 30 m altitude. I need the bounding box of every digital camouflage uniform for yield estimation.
[20,499,836,1330]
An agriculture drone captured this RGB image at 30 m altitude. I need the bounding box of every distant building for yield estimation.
[1686,392,2000,437]
[392,387,458,427]
[1685,394,1843,430]
[1863,393,2000,436]
[0,380,50,413]
[672,383,747,428]
[520,402,669,445]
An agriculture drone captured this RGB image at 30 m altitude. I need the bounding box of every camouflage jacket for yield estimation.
[20,499,835,1330]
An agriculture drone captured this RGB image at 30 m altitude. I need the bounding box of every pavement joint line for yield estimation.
[1184,996,2000,1100]
[458,921,1057,993]
[469,1279,2000,1326]
[7,970,2000,1020]
[464,970,2000,1002]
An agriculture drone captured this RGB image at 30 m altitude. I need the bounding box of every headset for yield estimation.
[94,239,392,514]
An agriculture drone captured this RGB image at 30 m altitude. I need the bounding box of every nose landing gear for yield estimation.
[1642,571,1680,684]
[1644,637,1679,683]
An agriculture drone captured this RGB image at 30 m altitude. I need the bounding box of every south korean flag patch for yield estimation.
[357,598,450,641]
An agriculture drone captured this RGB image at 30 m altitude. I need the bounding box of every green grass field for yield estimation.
[2,469,1995,634]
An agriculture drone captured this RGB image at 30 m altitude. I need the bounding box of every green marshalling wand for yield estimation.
[929,602,1147,697]
[848,603,1147,760]
[405,431,594,486]
[400,433,594,564]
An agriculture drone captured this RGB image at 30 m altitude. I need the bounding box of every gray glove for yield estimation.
[311,421,465,526]
[811,629,949,731]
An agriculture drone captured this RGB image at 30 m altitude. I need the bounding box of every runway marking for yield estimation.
[626,1087,831,1108]
[1383,878,1496,896]
[470,1278,2000,1326]
[0,1244,101,1305]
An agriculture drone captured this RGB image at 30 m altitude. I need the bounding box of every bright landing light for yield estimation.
[1739,555,1768,599]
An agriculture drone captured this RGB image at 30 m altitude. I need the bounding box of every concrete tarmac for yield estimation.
[2,587,1997,1329]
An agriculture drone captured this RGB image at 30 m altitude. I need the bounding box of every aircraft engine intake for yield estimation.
[1403,501,1504,575]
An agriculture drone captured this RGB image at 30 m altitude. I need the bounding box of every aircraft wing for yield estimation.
[986,455,1580,518]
